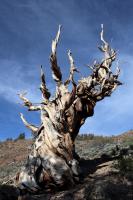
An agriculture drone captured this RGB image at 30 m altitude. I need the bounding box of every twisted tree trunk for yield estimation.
[16,25,122,193]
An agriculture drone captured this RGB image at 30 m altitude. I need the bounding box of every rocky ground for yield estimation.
[0,131,133,200]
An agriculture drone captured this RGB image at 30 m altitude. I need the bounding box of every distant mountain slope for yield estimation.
[0,131,133,200]
[116,130,133,139]
[0,139,32,183]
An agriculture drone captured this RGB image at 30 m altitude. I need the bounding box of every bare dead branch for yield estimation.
[18,92,41,111]
[20,113,38,133]
[115,62,121,77]
[100,24,109,48]
[18,92,32,107]
[65,50,79,86]
[17,25,122,194]
[50,25,62,83]
[40,66,51,103]
[64,84,77,110]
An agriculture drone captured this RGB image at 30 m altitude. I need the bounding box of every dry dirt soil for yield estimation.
[0,131,133,200]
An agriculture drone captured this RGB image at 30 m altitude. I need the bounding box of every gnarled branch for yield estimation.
[50,25,62,84]
[18,92,41,111]
[64,50,79,86]
[20,113,38,134]
[40,66,51,103]
[17,25,122,195]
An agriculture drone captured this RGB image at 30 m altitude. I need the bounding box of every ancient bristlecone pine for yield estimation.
[16,25,122,193]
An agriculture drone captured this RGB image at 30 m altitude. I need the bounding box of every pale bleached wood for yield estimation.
[64,50,79,86]
[18,92,41,111]
[20,113,38,133]
[50,25,62,83]
[17,25,122,195]
[40,66,51,103]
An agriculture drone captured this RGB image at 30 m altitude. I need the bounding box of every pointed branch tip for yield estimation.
[20,113,38,133]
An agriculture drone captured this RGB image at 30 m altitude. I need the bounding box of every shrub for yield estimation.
[76,133,95,140]
[6,138,13,141]
[17,133,25,140]
[115,156,133,174]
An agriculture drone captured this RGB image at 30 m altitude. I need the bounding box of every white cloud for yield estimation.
[0,52,132,136]
[0,59,54,104]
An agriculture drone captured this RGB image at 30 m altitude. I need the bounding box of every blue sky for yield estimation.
[0,0,133,140]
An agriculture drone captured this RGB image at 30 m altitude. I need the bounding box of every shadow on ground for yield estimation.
[0,155,133,200]
[0,185,18,200]
[79,155,119,178]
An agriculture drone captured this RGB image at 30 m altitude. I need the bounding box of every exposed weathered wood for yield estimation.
[18,92,41,111]
[40,66,51,103]
[50,25,62,84]
[17,25,122,195]
[64,50,79,86]
[20,113,38,134]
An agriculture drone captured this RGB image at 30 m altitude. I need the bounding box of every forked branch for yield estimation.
[80,24,122,102]
[17,25,122,195]
[65,50,79,86]
[18,92,41,111]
